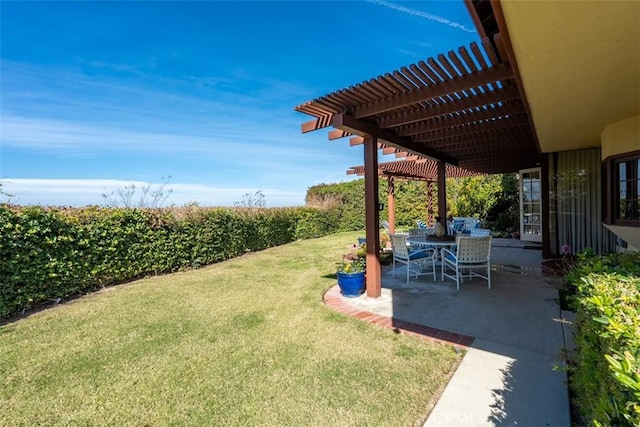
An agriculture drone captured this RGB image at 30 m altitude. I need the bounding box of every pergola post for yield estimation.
[437,160,447,232]
[364,137,381,298]
[387,176,396,235]
[426,181,434,224]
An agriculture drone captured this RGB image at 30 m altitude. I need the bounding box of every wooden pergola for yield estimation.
[295,5,540,297]
[347,159,482,234]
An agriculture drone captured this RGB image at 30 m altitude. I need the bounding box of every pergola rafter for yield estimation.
[296,38,539,174]
[346,159,481,182]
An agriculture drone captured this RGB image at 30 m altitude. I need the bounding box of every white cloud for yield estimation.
[1,179,306,207]
[0,113,344,164]
[366,0,475,33]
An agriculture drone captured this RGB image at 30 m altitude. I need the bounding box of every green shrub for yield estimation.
[0,204,334,320]
[569,251,640,426]
[305,175,518,232]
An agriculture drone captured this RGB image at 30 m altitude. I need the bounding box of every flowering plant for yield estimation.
[336,255,366,274]
[561,244,572,257]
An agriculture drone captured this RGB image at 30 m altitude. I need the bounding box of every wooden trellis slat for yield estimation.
[294,37,540,174]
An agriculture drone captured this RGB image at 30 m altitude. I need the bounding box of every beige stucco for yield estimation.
[601,115,640,160]
[501,1,640,154]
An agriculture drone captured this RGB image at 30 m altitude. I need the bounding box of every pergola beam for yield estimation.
[349,136,365,146]
[354,64,514,118]
[331,113,458,166]
[411,115,530,141]
[301,114,333,133]
[397,104,526,137]
[377,86,520,128]
[328,129,350,140]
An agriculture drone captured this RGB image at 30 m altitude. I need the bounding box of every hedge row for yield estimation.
[0,205,339,320]
[306,175,519,233]
[568,250,640,426]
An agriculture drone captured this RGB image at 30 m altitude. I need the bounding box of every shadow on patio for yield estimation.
[326,238,572,426]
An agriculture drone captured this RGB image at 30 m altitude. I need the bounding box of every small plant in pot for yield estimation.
[336,251,366,298]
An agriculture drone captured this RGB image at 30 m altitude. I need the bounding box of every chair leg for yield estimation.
[406,263,410,283]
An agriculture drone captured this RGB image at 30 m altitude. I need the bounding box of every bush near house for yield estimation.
[567,250,640,426]
[0,204,339,320]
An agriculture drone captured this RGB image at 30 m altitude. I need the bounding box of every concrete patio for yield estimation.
[327,238,573,426]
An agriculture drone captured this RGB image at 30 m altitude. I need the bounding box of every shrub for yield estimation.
[0,204,335,320]
[569,251,640,426]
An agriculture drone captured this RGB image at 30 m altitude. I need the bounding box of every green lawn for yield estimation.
[0,231,462,426]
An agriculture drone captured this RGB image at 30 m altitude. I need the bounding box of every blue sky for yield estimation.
[1,0,479,207]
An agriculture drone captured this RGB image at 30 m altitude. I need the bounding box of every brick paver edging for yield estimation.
[324,285,474,349]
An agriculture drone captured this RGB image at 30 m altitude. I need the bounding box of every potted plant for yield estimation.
[336,250,366,298]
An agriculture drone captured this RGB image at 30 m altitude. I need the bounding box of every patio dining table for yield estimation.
[407,235,457,264]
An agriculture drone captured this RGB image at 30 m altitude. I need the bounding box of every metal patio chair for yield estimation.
[470,228,491,237]
[441,236,492,290]
[390,234,437,283]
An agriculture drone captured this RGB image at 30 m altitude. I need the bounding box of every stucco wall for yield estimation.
[601,114,640,160]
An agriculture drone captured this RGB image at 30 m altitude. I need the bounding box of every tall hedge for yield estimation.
[306,179,431,231]
[568,251,640,426]
[305,175,516,232]
[0,205,337,320]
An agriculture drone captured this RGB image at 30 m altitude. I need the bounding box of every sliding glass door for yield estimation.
[520,168,542,243]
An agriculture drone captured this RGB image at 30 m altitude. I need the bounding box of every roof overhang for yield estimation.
[470,0,640,153]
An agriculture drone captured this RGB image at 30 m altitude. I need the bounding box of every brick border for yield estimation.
[324,285,474,349]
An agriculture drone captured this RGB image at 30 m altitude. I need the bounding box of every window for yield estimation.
[603,151,640,226]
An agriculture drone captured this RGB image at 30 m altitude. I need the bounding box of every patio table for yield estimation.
[407,236,457,264]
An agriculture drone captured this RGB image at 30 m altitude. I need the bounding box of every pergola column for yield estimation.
[437,160,447,232]
[387,176,396,235]
[364,137,381,298]
[426,181,434,224]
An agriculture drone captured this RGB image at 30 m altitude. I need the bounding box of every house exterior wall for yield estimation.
[601,115,640,160]
[546,148,617,257]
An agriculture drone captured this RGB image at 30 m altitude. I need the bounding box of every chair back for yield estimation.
[456,236,491,263]
[390,234,410,259]
[408,228,428,239]
[470,228,491,237]
[464,217,480,231]
[452,219,466,233]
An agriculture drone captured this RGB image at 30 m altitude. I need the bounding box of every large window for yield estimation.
[603,151,640,226]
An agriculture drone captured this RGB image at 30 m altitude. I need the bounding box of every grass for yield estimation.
[0,231,462,426]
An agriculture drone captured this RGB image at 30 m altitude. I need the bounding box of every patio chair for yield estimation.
[441,236,492,290]
[470,228,491,237]
[390,234,437,283]
[464,217,480,232]
[408,228,428,239]
[416,220,429,229]
[452,218,466,234]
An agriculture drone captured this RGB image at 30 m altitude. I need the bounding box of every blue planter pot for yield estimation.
[336,271,365,298]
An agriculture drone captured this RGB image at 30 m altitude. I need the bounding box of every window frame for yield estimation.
[602,150,640,226]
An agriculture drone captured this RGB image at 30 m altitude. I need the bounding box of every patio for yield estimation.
[326,238,572,425]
